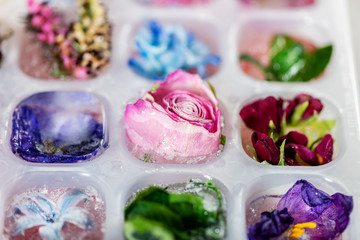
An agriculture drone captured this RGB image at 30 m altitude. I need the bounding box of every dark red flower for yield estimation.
[285,94,323,122]
[251,132,280,164]
[240,96,283,134]
[314,134,333,165]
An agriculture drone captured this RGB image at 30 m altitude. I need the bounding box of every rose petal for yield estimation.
[276,131,308,147]
[315,134,334,165]
[285,143,317,166]
[124,99,221,164]
[285,93,323,121]
[152,70,218,108]
[240,96,283,134]
[251,132,280,165]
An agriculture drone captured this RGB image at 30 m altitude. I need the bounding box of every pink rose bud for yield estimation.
[40,5,53,18]
[47,32,55,44]
[124,70,222,164]
[31,15,43,28]
[41,22,52,33]
[28,0,41,14]
[37,33,47,42]
[73,67,88,80]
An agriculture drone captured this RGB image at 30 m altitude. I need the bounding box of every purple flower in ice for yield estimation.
[240,96,283,135]
[11,91,107,163]
[128,20,220,80]
[12,189,93,240]
[247,208,294,240]
[248,180,353,240]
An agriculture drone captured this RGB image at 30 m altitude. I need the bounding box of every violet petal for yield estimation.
[247,208,294,240]
[277,180,332,224]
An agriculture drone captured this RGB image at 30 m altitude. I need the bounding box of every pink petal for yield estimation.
[124,99,221,164]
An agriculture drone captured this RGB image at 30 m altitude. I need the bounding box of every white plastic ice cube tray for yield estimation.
[0,0,359,239]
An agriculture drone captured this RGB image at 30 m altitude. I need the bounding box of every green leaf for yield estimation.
[125,187,169,218]
[242,34,333,82]
[269,39,306,82]
[169,193,217,227]
[207,81,217,98]
[260,161,271,165]
[126,200,184,231]
[278,139,286,166]
[124,216,175,240]
[239,54,273,79]
[72,41,82,52]
[248,145,259,162]
[150,83,161,92]
[286,118,336,147]
[289,101,309,125]
[300,45,333,81]
[220,135,226,146]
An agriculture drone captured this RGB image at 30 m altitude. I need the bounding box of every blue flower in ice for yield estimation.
[12,189,93,240]
[129,20,220,80]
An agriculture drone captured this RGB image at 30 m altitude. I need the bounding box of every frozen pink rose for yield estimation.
[124,70,221,164]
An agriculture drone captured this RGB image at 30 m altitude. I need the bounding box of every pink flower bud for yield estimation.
[124,70,221,164]
[73,67,88,80]
[31,15,43,28]
[40,6,53,18]
[47,32,55,44]
[41,22,52,33]
[37,33,46,42]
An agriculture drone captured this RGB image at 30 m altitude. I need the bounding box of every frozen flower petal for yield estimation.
[124,70,221,164]
[251,132,280,165]
[315,134,334,165]
[278,180,333,224]
[129,20,219,80]
[247,208,294,240]
[276,131,308,147]
[240,96,283,134]
[285,143,317,166]
[285,93,323,122]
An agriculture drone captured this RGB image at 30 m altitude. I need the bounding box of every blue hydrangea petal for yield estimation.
[129,20,220,80]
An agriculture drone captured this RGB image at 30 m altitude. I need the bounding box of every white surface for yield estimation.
[349,0,360,76]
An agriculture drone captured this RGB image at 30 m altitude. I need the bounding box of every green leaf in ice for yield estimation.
[285,114,336,147]
[124,180,225,240]
[124,216,175,240]
[278,139,286,166]
[289,101,310,125]
[239,34,333,82]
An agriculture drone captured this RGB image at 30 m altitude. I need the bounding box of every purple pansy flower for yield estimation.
[240,96,283,134]
[247,208,294,240]
[248,180,353,240]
